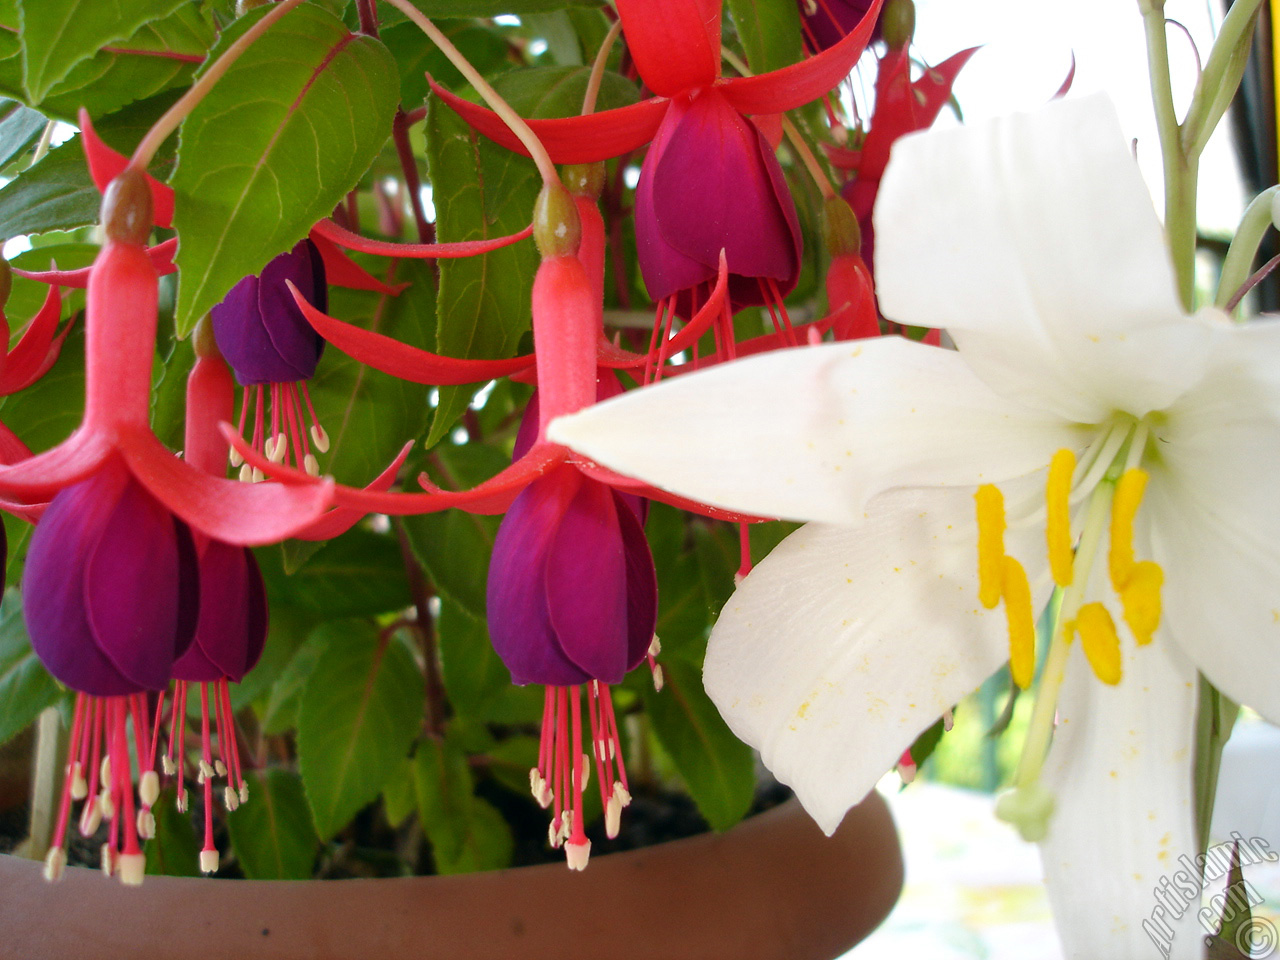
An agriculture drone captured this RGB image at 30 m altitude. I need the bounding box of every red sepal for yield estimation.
[293,440,415,540]
[311,217,534,260]
[78,109,175,228]
[430,79,668,164]
[614,0,720,96]
[289,281,535,385]
[307,231,410,296]
[0,284,70,394]
[570,457,767,524]
[14,238,178,289]
[718,0,883,115]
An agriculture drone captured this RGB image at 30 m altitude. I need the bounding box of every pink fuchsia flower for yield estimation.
[0,166,334,545]
[212,238,331,478]
[432,0,882,344]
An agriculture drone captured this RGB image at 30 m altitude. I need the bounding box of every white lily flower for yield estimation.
[550,94,1280,958]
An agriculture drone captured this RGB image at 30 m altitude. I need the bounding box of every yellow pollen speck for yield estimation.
[1074,603,1122,685]
[1109,469,1148,591]
[975,485,1005,609]
[1001,556,1035,688]
[1046,449,1076,586]
[1122,561,1163,645]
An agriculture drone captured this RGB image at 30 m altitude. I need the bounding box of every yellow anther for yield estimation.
[975,484,1006,609]
[1073,602,1122,685]
[1108,468,1148,591]
[1121,560,1163,646]
[1000,556,1035,688]
[1045,449,1076,587]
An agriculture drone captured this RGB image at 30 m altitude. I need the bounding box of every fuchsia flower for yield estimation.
[432,0,882,345]
[212,238,331,478]
[800,0,878,52]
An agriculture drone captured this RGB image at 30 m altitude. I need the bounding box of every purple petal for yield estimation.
[173,518,200,661]
[544,478,629,684]
[650,88,801,309]
[83,467,186,692]
[635,97,718,305]
[617,490,658,671]
[487,468,591,686]
[173,539,267,683]
[803,0,879,51]
[23,462,139,695]
[257,240,326,380]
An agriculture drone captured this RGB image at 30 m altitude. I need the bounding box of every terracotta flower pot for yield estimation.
[0,793,901,960]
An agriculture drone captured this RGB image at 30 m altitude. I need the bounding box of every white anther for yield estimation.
[943,709,954,732]
[229,447,245,468]
[199,849,219,874]
[117,853,145,886]
[79,799,103,837]
[648,635,661,658]
[268,433,287,464]
[176,792,188,814]
[100,757,111,783]
[251,467,265,483]
[239,782,249,804]
[528,769,544,801]
[137,809,156,840]
[98,790,115,820]
[605,796,622,839]
[565,838,591,872]
[139,770,160,807]
[652,664,664,692]
[898,761,917,785]
[310,425,330,453]
[238,463,254,483]
[223,785,239,811]
[198,759,214,784]
[43,847,66,883]
[304,453,319,476]
[577,755,589,790]
[70,763,88,800]
[612,782,631,807]
[161,755,176,777]
[215,759,227,778]
[733,571,746,588]
[100,843,114,877]
[548,818,563,848]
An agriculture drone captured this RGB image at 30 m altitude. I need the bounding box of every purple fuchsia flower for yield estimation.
[487,456,658,870]
[800,0,879,52]
[212,239,331,479]
[25,455,199,884]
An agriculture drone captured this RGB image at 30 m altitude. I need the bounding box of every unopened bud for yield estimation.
[822,195,862,258]
[101,168,153,245]
[562,163,605,200]
[881,0,915,48]
[533,181,581,259]
[193,315,222,360]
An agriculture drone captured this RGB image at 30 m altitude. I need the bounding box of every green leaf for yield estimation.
[297,620,424,840]
[171,3,398,337]
[228,769,319,879]
[413,733,513,874]
[0,7,210,121]
[145,787,201,877]
[18,0,188,102]
[726,0,804,75]
[260,626,328,735]
[258,528,412,620]
[421,66,638,446]
[231,601,313,711]
[434,596,542,724]
[381,755,417,828]
[403,441,507,618]
[0,98,45,169]
[0,588,61,747]
[642,658,754,831]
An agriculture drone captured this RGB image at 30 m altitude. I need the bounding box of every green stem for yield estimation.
[131,0,306,171]
[1140,0,1196,310]
[581,20,623,116]
[1216,185,1278,310]
[381,0,561,188]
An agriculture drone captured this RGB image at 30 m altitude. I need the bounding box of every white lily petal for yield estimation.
[876,94,1212,421]
[1144,319,1280,723]
[703,486,1046,834]
[1039,621,1200,959]
[551,339,1080,524]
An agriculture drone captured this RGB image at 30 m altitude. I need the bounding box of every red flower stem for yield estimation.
[394,519,447,738]
[379,0,561,187]
[131,0,305,171]
[393,109,434,244]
